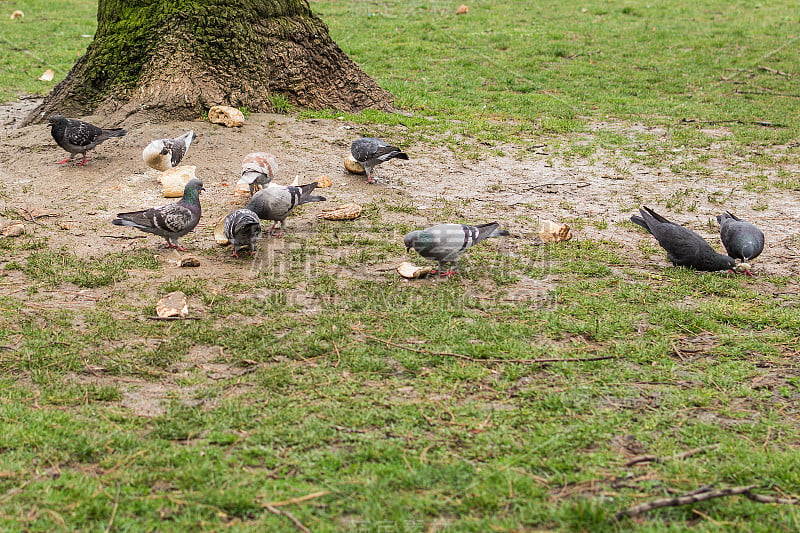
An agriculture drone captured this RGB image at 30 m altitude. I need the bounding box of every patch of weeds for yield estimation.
[21,248,160,288]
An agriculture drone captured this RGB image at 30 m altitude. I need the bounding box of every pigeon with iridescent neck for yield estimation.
[112,179,204,251]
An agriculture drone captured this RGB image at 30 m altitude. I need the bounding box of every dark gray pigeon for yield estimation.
[403,222,510,276]
[112,178,204,251]
[630,206,735,272]
[49,114,126,165]
[223,209,262,257]
[717,211,764,275]
[142,130,196,171]
[246,181,326,237]
[350,137,409,183]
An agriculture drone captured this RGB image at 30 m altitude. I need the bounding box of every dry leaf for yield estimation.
[538,220,573,243]
[317,203,362,220]
[396,262,433,279]
[456,4,468,14]
[1,223,25,237]
[156,291,188,318]
[39,69,54,82]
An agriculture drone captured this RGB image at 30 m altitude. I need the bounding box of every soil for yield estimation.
[2,98,798,415]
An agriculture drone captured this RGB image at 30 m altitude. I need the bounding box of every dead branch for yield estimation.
[757,65,792,77]
[615,485,757,519]
[146,316,202,321]
[624,444,720,466]
[365,335,616,365]
[678,118,785,127]
[735,89,800,98]
[264,505,310,533]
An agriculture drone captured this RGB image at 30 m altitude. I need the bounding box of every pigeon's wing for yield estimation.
[64,119,103,147]
[351,138,386,162]
[163,138,187,167]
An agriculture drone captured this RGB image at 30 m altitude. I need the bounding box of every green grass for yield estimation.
[1,1,800,531]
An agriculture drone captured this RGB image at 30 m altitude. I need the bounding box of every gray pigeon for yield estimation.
[223,209,262,257]
[403,222,510,276]
[350,137,409,183]
[142,130,196,171]
[49,114,126,165]
[630,206,735,272]
[238,152,278,195]
[112,178,204,251]
[717,211,764,275]
[246,182,326,237]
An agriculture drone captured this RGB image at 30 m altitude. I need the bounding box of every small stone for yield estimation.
[208,105,245,127]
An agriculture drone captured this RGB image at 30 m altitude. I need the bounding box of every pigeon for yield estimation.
[112,178,204,251]
[48,114,126,165]
[142,130,196,171]
[350,137,409,183]
[403,222,510,276]
[630,206,735,272]
[223,209,262,257]
[246,181,326,237]
[238,152,278,195]
[717,211,764,275]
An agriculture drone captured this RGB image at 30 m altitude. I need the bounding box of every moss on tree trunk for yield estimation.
[24,0,392,125]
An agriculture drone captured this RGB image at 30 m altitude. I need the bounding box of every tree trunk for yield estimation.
[24,0,393,125]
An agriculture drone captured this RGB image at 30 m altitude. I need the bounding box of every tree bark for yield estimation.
[24,0,393,125]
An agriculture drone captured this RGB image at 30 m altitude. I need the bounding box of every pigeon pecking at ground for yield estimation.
[630,206,735,272]
[350,137,409,184]
[238,152,278,195]
[717,211,765,275]
[223,209,262,257]
[142,130,196,171]
[246,181,326,237]
[403,222,510,276]
[112,178,204,251]
[48,114,126,165]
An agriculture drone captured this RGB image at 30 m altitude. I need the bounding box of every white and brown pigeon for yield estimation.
[49,114,126,165]
[245,181,326,237]
[223,209,262,257]
[112,179,204,251]
[350,137,408,183]
[237,152,278,195]
[403,222,510,276]
[631,206,735,272]
[142,130,196,171]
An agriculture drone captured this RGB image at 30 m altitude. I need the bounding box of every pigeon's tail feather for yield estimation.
[98,128,126,142]
[113,210,151,228]
[473,222,504,242]
[395,152,410,160]
[489,228,510,238]
[305,195,326,203]
[640,206,670,224]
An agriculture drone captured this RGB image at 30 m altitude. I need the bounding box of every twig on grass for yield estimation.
[624,443,720,467]
[104,482,121,533]
[146,316,202,321]
[264,506,311,533]
[365,334,616,365]
[735,89,800,98]
[757,65,792,77]
[612,484,800,519]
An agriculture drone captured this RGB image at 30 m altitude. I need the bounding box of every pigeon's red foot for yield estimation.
[430,269,455,277]
[57,158,72,164]
[232,251,239,258]
[76,157,88,166]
